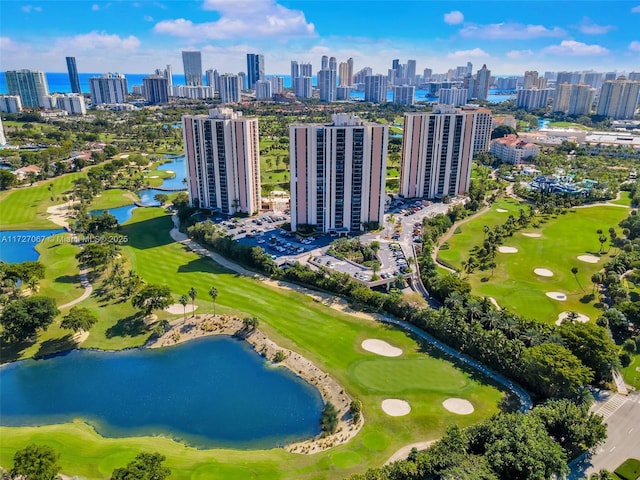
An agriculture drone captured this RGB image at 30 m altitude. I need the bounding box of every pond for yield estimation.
[0,336,324,449]
[0,229,65,263]
[89,205,137,225]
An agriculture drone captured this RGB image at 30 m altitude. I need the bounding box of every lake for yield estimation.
[0,336,324,449]
[0,229,65,264]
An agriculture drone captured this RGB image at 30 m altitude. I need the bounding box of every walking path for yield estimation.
[385,440,436,465]
[169,215,533,415]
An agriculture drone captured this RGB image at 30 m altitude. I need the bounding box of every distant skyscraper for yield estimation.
[400,105,483,199]
[290,114,388,233]
[629,72,640,82]
[318,56,337,103]
[291,60,313,98]
[423,68,433,82]
[268,76,284,94]
[166,64,173,92]
[406,60,417,85]
[5,69,49,108]
[523,71,539,90]
[246,53,265,90]
[583,72,603,90]
[338,58,354,86]
[0,95,22,113]
[255,80,272,100]
[474,64,491,100]
[89,73,128,105]
[219,74,240,103]
[364,75,388,103]
[567,84,595,116]
[183,108,261,215]
[182,51,202,86]
[295,76,312,99]
[205,69,215,88]
[393,85,415,105]
[66,57,81,93]
[597,78,640,120]
[0,117,6,146]
[353,67,373,85]
[143,75,169,104]
[516,88,552,111]
[439,88,468,106]
[553,83,572,113]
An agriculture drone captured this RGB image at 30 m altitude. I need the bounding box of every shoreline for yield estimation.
[146,313,363,454]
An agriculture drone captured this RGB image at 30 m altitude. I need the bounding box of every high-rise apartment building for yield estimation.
[399,105,484,199]
[89,73,128,105]
[364,75,388,103]
[219,74,240,103]
[318,56,337,103]
[182,108,261,215]
[291,61,313,98]
[205,69,216,88]
[439,88,468,106]
[596,78,640,120]
[246,53,265,90]
[461,104,493,153]
[553,83,572,113]
[143,75,169,104]
[393,86,415,105]
[523,71,539,90]
[268,76,284,94]
[474,64,491,100]
[516,88,552,111]
[338,58,354,86]
[567,84,595,116]
[353,67,373,85]
[289,114,388,233]
[47,94,86,115]
[0,95,23,113]
[5,69,49,108]
[182,51,202,86]
[406,60,417,85]
[66,57,81,93]
[583,72,604,90]
[629,72,640,82]
[255,80,272,100]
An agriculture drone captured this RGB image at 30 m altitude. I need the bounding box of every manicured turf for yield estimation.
[1,207,504,479]
[88,189,136,211]
[612,191,633,207]
[439,199,630,324]
[0,172,85,229]
[547,121,591,130]
[614,458,640,480]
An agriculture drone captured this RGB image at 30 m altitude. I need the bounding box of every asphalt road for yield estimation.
[568,392,640,478]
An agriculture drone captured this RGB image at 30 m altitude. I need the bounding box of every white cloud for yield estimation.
[447,48,489,59]
[144,15,154,22]
[54,31,140,52]
[444,11,464,25]
[576,17,614,35]
[460,22,565,39]
[506,49,534,60]
[21,5,42,13]
[632,5,640,12]
[543,40,609,56]
[155,0,315,41]
[630,41,640,52]
[92,4,100,10]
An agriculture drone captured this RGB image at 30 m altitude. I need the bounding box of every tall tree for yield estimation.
[61,306,98,333]
[188,287,197,317]
[132,285,172,318]
[10,444,60,480]
[208,286,218,316]
[179,294,189,323]
[111,452,170,480]
[0,296,59,343]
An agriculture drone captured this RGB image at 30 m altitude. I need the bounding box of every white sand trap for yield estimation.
[498,246,518,253]
[164,303,198,314]
[381,399,411,416]
[555,311,590,325]
[546,292,567,301]
[578,255,600,263]
[534,268,554,277]
[442,398,474,415]
[522,232,542,238]
[361,339,403,357]
[496,208,508,213]
[488,297,501,310]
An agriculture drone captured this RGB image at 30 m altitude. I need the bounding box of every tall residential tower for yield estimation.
[182,51,203,86]
[66,57,81,93]
[5,70,49,108]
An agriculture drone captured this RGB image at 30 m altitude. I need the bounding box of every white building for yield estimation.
[0,95,23,113]
[0,117,6,146]
[171,85,215,99]
[490,134,539,164]
[597,78,640,120]
[42,94,86,115]
[364,75,388,103]
[5,69,49,108]
[516,88,553,111]
[439,88,469,106]
[89,73,128,105]
[393,86,415,106]
[219,74,241,103]
[255,80,272,100]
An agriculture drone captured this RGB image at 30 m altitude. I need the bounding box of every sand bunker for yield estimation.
[361,339,403,357]
[522,232,541,238]
[496,208,508,213]
[442,398,474,415]
[578,255,600,263]
[534,268,554,277]
[546,292,567,301]
[164,303,198,314]
[497,246,518,253]
[556,311,590,325]
[381,399,411,416]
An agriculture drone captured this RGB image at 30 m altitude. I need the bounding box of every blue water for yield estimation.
[0,336,324,449]
[157,156,187,190]
[0,229,65,264]
[89,205,137,225]
[538,118,551,129]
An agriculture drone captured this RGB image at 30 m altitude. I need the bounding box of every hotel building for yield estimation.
[183,108,261,216]
[289,114,388,233]
[5,69,49,108]
[89,73,128,105]
[597,78,640,120]
[400,105,486,199]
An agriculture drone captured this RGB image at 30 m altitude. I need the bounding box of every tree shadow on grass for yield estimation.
[105,314,148,338]
[119,214,174,250]
[580,294,595,304]
[34,334,77,359]
[0,338,35,363]
[55,274,80,284]
[177,256,228,275]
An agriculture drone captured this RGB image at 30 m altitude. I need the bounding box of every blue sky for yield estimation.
[1,0,639,75]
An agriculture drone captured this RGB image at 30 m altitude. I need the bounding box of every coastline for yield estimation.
[146,313,363,454]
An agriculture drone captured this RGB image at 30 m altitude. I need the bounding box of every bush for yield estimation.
[320,402,339,434]
[273,350,286,363]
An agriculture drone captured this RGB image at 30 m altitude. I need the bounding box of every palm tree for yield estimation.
[188,287,197,317]
[179,294,189,323]
[571,266,584,291]
[488,261,497,277]
[208,286,218,316]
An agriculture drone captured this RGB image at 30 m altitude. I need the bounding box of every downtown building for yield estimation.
[364,75,388,103]
[596,77,640,120]
[318,56,337,103]
[89,73,128,105]
[182,51,203,86]
[42,94,86,115]
[246,53,265,89]
[516,88,553,111]
[439,88,469,106]
[290,114,388,233]
[5,69,49,108]
[219,74,241,103]
[393,86,415,106]
[143,75,169,104]
[182,108,261,215]
[66,57,81,93]
[399,105,487,199]
[291,61,313,99]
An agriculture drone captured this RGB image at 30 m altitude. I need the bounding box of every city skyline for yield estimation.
[1,1,639,76]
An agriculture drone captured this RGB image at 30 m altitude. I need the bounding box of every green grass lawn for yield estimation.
[614,458,640,480]
[439,199,630,324]
[1,208,505,479]
[0,172,85,229]
[612,191,633,207]
[547,121,591,130]
[89,189,137,211]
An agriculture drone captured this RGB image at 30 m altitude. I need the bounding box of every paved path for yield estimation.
[57,268,92,310]
[385,440,436,465]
